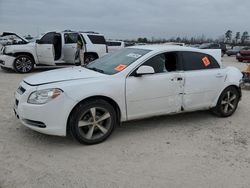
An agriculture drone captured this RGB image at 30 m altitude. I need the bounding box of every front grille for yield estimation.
[17,86,26,95]
[23,119,46,128]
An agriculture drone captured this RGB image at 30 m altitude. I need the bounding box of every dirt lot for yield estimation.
[0,56,250,188]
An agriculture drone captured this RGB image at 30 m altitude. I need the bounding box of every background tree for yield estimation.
[137,37,148,43]
[241,31,249,44]
[235,32,241,44]
[225,30,233,43]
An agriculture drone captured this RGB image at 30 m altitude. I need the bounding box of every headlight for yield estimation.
[28,88,63,104]
[237,53,240,57]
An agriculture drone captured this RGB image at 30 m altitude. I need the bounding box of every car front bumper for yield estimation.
[0,55,15,68]
[14,81,77,136]
[237,55,250,62]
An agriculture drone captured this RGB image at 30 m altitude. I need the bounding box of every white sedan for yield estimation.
[14,45,243,144]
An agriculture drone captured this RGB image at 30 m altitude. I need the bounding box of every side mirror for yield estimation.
[36,39,42,44]
[135,65,155,76]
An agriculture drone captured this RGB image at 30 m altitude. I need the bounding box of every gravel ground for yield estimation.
[0,56,250,188]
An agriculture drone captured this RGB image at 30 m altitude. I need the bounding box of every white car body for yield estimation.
[14,45,242,138]
[0,31,107,72]
[106,40,125,53]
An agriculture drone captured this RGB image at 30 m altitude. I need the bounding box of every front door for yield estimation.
[36,32,55,65]
[126,52,184,120]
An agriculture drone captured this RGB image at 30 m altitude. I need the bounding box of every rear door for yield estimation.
[36,32,55,65]
[181,51,225,111]
[63,33,78,63]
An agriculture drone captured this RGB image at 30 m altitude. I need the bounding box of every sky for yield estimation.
[0,0,249,40]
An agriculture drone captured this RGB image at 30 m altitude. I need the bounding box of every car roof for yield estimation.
[129,44,203,53]
[128,44,222,66]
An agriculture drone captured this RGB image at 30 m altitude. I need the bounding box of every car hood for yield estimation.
[24,67,105,86]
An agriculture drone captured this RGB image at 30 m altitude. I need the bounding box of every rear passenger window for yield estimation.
[88,35,106,44]
[107,42,121,46]
[181,52,220,71]
[64,33,78,44]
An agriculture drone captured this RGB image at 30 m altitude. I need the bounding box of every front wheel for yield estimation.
[69,99,117,145]
[13,55,34,73]
[211,86,240,117]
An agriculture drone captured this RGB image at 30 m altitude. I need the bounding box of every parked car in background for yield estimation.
[0,32,28,46]
[0,30,108,73]
[106,40,125,53]
[14,45,242,144]
[188,44,200,48]
[199,43,227,56]
[226,46,244,56]
[164,42,185,46]
[236,47,250,62]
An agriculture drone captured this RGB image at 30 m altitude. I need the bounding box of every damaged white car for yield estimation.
[14,45,242,144]
[0,31,107,73]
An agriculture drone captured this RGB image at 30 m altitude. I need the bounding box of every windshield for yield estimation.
[86,48,151,75]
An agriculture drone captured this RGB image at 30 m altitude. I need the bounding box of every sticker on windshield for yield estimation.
[127,53,142,59]
[115,64,127,72]
[202,56,211,67]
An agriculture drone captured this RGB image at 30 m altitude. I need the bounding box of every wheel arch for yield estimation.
[84,52,99,59]
[14,52,36,64]
[66,95,121,136]
[213,84,242,108]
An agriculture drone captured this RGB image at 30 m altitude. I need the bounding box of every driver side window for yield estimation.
[40,32,55,44]
[137,52,180,74]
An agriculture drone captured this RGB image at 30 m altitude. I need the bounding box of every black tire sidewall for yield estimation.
[69,99,117,145]
[14,55,34,73]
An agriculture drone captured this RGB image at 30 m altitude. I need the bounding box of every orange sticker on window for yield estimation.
[202,56,211,67]
[115,64,127,71]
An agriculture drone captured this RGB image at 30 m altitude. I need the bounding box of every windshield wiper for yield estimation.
[85,67,104,73]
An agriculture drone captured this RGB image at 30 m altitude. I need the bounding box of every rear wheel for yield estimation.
[211,86,240,117]
[84,54,97,64]
[13,55,34,73]
[69,99,117,145]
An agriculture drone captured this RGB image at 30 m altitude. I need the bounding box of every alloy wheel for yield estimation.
[15,57,33,73]
[221,91,237,114]
[78,107,112,140]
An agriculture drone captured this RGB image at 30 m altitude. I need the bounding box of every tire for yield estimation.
[238,59,243,63]
[227,54,231,57]
[13,55,34,73]
[84,54,97,64]
[211,86,240,117]
[69,99,117,145]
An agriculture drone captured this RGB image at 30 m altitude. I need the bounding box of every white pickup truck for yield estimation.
[0,31,108,73]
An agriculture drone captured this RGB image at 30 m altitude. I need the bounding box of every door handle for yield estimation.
[171,77,183,81]
[177,77,183,81]
[216,73,224,78]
